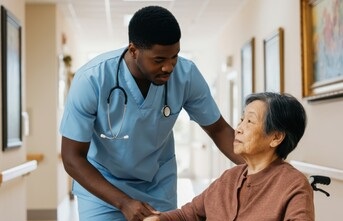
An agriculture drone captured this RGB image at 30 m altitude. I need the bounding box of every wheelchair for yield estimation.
[309,175,331,197]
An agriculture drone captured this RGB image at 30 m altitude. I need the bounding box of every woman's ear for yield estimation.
[270,131,285,148]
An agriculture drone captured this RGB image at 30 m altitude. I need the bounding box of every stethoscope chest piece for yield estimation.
[162,105,171,117]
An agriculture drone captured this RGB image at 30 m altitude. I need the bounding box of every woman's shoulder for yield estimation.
[273,161,311,186]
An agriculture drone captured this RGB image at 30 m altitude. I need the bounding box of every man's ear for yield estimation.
[270,131,285,148]
[128,43,137,59]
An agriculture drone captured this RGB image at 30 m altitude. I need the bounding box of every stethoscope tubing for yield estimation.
[101,48,171,139]
[108,47,170,116]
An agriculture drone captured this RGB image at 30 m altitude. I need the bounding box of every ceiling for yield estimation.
[25,0,246,56]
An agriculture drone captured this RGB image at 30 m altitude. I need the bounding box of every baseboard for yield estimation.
[27,209,57,220]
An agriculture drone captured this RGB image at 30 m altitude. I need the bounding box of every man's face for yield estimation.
[132,43,180,85]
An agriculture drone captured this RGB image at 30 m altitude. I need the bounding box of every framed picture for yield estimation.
[1,6,22,151]
[263,28,284,93]
[301,0,343,101]
[241,38,255,109]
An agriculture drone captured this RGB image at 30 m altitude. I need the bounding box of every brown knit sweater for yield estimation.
[160,159,314,221]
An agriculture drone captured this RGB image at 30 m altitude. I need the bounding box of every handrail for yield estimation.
[0,160,37,185]
[290,160,343,181]
[27,153,44,163]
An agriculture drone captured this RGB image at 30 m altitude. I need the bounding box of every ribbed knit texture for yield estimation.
[160,159,314,221]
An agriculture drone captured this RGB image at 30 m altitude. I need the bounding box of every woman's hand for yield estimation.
[143,215,161,221]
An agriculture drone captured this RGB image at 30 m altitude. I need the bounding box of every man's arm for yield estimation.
[201,115,244,165]
[61,136,158,220]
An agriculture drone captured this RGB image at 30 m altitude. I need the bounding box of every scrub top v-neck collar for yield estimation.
[120,58,163,110]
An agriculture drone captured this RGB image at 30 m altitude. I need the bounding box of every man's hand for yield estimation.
[120,198,160,221]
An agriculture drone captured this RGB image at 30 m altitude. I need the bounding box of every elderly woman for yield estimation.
[145,92,314,221]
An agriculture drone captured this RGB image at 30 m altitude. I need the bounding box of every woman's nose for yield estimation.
[236,124,243,134]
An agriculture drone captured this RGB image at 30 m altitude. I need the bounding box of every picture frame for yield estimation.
[241,38,255,109]
[301,0,343,101]
[263,28,284,93]
[1,6,22,151]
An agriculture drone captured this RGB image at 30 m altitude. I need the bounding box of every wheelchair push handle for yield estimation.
[309,175,331,197]
[309,175,331,186]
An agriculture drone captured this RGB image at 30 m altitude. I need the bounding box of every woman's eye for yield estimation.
[247,119,255,124]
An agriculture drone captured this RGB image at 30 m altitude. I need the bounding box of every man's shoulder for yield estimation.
[78,48,124,72]
[175,56,195,68]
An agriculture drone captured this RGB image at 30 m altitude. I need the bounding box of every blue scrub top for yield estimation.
[60,48,221,211]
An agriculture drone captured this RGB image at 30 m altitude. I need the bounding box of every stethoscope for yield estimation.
[100,48,171,140]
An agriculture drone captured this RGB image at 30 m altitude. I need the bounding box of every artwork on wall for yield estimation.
[263,28,284,93]
[241,38,255,110]
[301,0,343,101]
[1,6,22,151]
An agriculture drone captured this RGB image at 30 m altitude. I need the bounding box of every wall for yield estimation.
[212,0,343,220]
[56,3,79,206]
[25,3,76,220]
[0,0,27,220]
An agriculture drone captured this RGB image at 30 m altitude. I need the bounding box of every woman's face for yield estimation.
[233,100,277,160]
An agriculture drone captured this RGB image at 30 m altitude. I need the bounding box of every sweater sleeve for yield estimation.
[159,193,207,221]
[283,175,315,221]
[157,169,238,221]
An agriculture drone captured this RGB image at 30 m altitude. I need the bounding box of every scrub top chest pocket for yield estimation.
[155,108,180,147]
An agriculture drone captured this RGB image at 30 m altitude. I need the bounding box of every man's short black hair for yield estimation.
[128,6,181,49]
